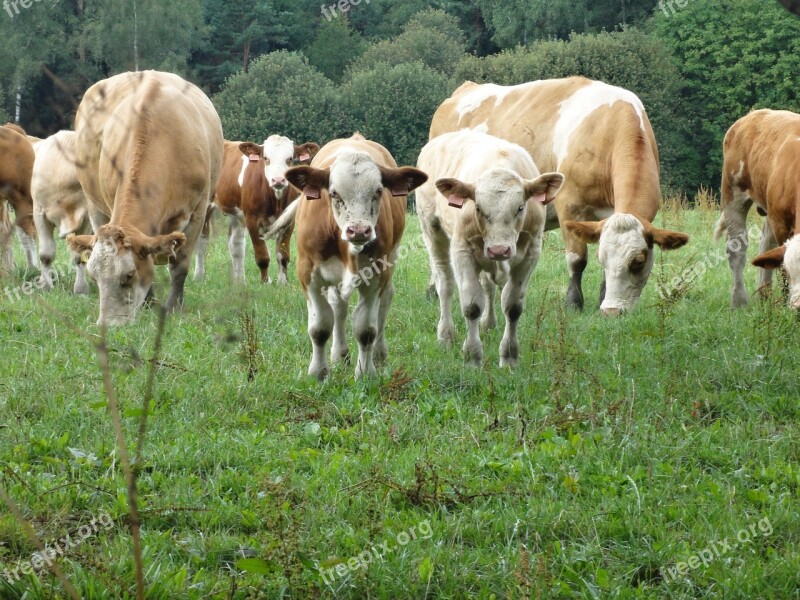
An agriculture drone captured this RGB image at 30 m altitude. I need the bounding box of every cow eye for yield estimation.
[630,252,648,273]
[120,271,135,287]
[286,158,292,165]
[475,206,482,216]
[264,158,270,166]
[517,204,525,213]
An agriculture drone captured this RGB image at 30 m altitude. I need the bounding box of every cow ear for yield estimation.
[239,142,263,160]
[67,234,96,255]
[524,172,564,205]
[139,232,187,259]
[563,220,604,244]
[380,166,428,197]
[435,178,475,209]
[287,166,329,200]
[648,227,690,250]
[752,245,786,269]
[294,142,320,164]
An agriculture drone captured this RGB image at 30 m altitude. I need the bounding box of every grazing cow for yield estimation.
[416,130,564,366]
[68,70,223,325]
[195,136,319,284]
[430,77,689,315]
[717,109,800,309]
[266,133,427,380]
[31,130,92,294]
[0,124,37,274]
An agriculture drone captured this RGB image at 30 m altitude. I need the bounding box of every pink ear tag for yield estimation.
[391,184,409,197]
[304,186,321,200]
[298,153,311,162]
[533,193,547,205]
[448,195,465,209]
[249,153,260,162]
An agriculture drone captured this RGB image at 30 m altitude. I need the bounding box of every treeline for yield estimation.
[0,0,798,194]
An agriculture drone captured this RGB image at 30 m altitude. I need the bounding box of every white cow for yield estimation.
[31,130,92,293]
[417,130,564,366]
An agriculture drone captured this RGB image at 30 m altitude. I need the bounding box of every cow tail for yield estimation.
[265,198,299,240]
[712,216,727,241]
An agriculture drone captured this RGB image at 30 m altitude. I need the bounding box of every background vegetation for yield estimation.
[2,0,800,194]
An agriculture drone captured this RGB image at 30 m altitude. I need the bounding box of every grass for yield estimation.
[0,200,799,599]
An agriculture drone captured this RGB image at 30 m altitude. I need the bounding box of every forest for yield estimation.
[1,0,799,195]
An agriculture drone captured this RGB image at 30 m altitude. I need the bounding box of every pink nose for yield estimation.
[487,245,512,260]
[601,307,623,317]
[346,225,372,241]
[271,177,287,188]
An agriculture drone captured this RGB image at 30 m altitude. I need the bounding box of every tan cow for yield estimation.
[430,77,689,315]
[194,136,319,284]
[717,109,800,309]
[68,71,223,325]
[417,130,563,366]
[0,124,37,274]
[31,130,92,294]
[266,133,427,380]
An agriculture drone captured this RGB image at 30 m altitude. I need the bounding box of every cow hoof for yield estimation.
[278,274,288,285]
[731,294,749,308]
[73,283,89,295]
[499,356,518,368]
[309,365,329,381]
[331,349,350,364]
[463,346,482,367]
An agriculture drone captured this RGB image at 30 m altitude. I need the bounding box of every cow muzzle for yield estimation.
[486,245,513,261]
[270,176,288,190]
[346,224,373,244]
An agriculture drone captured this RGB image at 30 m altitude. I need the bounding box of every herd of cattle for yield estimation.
[1,70,799,379]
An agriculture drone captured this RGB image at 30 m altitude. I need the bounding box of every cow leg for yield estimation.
[756,219,777,298]
[166,208,204,312]
[599,274,607,307]
[0,200,14,275]
[328,285,350,364]
[499,255,538,368]
[276,226,292,285]
[564,239,588,311]
[72,253,89,295]
[426,253,438,300]
[193,204,214,282]
[721,189,752,308]
[480,272,497,332]
[16,227,38,270]
[228,214,247,285]
[452,248,485,366]
[374,279,394,364]
[246,217,271,284]
[34,211,57,290]
[353,283,381,379]
[307,277,334,380]
[421,219,455,346]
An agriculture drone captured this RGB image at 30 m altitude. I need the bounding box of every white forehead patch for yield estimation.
[600,213,647,252]
[456,82,541,122]
[474,169,525,217]
[553,81,646,168]
[262,134,294,163]
[87,239,133,277]
[329,151,381,193]
[785,235,800,276]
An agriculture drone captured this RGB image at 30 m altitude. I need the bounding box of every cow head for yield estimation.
[564,214,689,315]
[436,169,564,261]
[67,225,186,326]
[753,234,800,309]
[286,151,427,251]
[239,136,320,199]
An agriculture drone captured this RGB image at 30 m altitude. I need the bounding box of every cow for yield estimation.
[265,133,427,380]
[416,129,564,366]
[430,77,690,315]
[194,135,319,284]
[716,109,800,309]
[67,70,223,326]
[0,123,38,275]
[31,130,92,294]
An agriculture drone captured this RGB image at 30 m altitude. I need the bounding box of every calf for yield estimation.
[31,130,92,293]
[718,109,800,309]
[0,124,37,274]
[430,77,689,314]
[68,70,223,325]
[195,136,318,284]
[267,133,427,380]
[417,130,563,366]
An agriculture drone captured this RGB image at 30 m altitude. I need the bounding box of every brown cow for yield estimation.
[0,123,37,274]
[717,109,800,309]
[266,133,427,380]
[430,77,689,315]
[68,71,223,325]
[194,135,318,284]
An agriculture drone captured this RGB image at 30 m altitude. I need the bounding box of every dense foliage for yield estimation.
[1,0,799,193]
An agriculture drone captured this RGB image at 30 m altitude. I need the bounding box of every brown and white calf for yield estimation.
[0,123,37,274]
[430,77,689,314]
[416,130,563,366]
[717,109,800,309]
[68,70,223,325]
[194,135,319,284]
[266,133,427,380]
[31,130,92,293]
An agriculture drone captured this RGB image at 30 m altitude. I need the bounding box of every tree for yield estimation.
[307,17,367,83]
[213,51,343,145]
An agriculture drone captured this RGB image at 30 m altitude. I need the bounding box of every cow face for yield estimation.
[67,225,186,326]
[436,169,563,261]
[564,214,689,315]
[286,151,427,251]
[753,234,800,309]
[239,136,320,199]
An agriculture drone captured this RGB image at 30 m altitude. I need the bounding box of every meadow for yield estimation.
[0,200,799,599]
